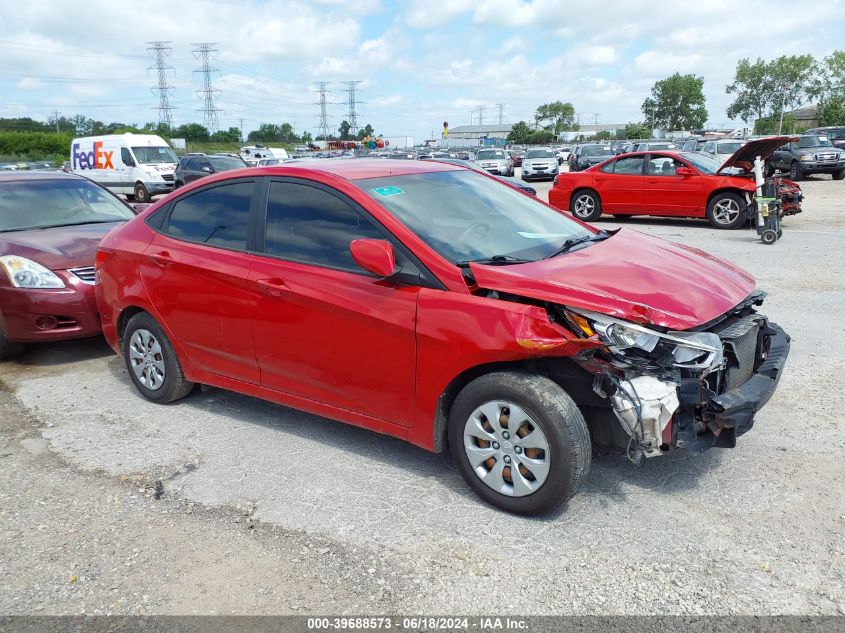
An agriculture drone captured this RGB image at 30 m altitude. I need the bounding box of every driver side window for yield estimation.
[647,156,683,176]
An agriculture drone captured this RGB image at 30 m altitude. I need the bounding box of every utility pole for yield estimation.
[593,113,600,126]
[147,41,175,128]
[475,105,487,126]
[192,42,222,133]
[495,103,505,125]
[52,110,60,132]
[239,118,244,142]
[341,80,364,137]
[313,82,332,141]
[778,84,788,134]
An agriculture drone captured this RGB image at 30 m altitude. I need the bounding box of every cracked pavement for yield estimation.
[1,176,843,615]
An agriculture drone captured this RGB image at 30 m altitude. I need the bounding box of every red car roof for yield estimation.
[260,158,463,180]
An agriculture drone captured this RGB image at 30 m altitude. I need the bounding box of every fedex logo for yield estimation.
[72,141,114,170]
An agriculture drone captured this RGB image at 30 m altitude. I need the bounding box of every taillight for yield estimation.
[95,248,113,270]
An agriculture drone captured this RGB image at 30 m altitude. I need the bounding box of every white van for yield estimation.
[239,145,288,165]
[70,133,178,202]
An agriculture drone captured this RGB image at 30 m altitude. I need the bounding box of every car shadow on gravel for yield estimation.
[7,336,113,368]
[102,356,722,517]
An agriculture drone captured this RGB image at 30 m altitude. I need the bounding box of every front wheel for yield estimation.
[0,331,24,360]
[706,192,745,229]
[788,162,803,181]
[448,372,591,515]
[570,190,602,221]
[833,169,845,181]
[122,312,194,403]
[134,182,152,203]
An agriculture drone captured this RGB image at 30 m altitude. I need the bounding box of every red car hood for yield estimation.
[0,222,124,270]
[469,229,756,330]
[717,135,799,174]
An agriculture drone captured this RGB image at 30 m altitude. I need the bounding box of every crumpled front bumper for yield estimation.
[675,321,790,451]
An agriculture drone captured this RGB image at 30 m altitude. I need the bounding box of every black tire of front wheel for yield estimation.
[570,190,602,221]
[788,162,803,181]
[447,372,591,516]
[134,182,151,203]
[0,331,24,360]
[833,170,845,181]
[706,192,746,229]
[122,312,194,404]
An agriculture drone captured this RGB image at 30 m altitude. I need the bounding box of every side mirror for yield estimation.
[350,239,397,278]
[675,166,694,176]
[201,166,213,173]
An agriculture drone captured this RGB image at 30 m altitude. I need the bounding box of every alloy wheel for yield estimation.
[573,194,595,219]
[128,328,166,391]
[463,401,551,497]
[711,198,740,225]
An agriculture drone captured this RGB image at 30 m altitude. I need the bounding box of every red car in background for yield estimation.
[96,160,790,515]
[549,136,802,229]
[0,172,136,358]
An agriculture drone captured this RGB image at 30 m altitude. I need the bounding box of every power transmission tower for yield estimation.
[495,103,505,125]
[342,80,364,136]
[192,42,222,132]
[475,105,487,126]
[147,41,175,128]
[313,82,332,141]
[593,113,600,125]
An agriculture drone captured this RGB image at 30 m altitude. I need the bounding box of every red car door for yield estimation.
[139,179,260,383]
[593,155,645,214]
[643,154,704,216]
[248,178,420,427]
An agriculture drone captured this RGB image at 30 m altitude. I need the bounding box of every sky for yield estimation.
[2,0,845,141]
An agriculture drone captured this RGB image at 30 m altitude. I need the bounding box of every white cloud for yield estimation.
[17,77,43,90]
[583,46,617,66]
[406,0,473,28]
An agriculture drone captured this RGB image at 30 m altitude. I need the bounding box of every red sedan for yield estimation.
[549,136,799,229]
[96,160,789,514]
[0,172,136,358]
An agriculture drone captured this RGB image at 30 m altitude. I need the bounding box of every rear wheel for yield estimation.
[706,192,745,229]
[570,190,602,221]
[122,312,194,403]
[833,169,845,181]
[448,372,591,515]
[0,332,24,360]
[788,161,803,181]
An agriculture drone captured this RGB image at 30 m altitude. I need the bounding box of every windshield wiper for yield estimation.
[456,255,533,267]
[18,220,125,231]
[544,230,610,259]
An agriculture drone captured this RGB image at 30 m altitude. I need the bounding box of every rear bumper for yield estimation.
[144,180,175,194]
[0,274,101,343]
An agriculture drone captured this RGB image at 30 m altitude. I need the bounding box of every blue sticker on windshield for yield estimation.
[372,185,405,197]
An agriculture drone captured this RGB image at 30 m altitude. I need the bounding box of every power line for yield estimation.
[192,42,222,133]
[495,103,505,125]
[341,80,364,136]
[313,82,332,140]
[147,41,175,128]
[474,105,487,126]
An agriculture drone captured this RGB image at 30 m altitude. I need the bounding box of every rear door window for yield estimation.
[612,156,644,175]
[165,181,254,250]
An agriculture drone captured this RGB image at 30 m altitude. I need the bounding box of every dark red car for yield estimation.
[96,160,790,514]
[549,136,802,229]
[0,172,136,358]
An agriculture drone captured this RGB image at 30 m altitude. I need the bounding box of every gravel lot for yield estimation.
[1,175,843,616]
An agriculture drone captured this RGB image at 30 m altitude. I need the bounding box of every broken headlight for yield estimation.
[566,309,723,371]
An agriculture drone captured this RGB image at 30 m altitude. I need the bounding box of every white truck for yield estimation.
[70,133,177,202]
[239,145,288,165]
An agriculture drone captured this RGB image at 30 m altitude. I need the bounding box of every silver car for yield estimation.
[474,148,514,176]
[521,147,560,181]
[700,138,747,165]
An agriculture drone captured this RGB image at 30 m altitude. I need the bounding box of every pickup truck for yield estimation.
[767,134,845,180]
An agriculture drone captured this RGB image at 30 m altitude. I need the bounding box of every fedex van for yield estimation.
[70,133,178,202]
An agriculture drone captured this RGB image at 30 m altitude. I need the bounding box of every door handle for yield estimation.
[149,251,174,267]
[255,278,290,297]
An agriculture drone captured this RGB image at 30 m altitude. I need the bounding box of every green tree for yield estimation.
[279,123,295,142]
[174,123,210,142]
[507,121,532,143]
[0,117,50,132]
[811,50,845,125]
[210,127,242,142]
[526,130,556,145]
[338,120,352,140]
[624,122,651,139]
[534,101,576,134]
[642,73,708,131]
[356,123,375,139]
[247,123,282,143]
[726,58,773,124]
[300,131,313,144]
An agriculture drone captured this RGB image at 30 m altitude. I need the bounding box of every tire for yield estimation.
[570,190,602,221]
[447,372,591,515]
[0,331,24,360]
[833,170,845,181]
[706,192,746,229]
[761,229,778,245]
[134,182,152,203]
[122,312,194,403]
[788,161,803,181]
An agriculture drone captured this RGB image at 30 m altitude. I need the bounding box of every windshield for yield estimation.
[0,178,134,232]
[796,136,832,148]
[476,150,506,160]
[209,155,246,170]
[582,146,613,157]
[356,170,592,264]
[131,146,178,164]
[680,152,721,174]
[717,141,745,154]
[526,149,556,158]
